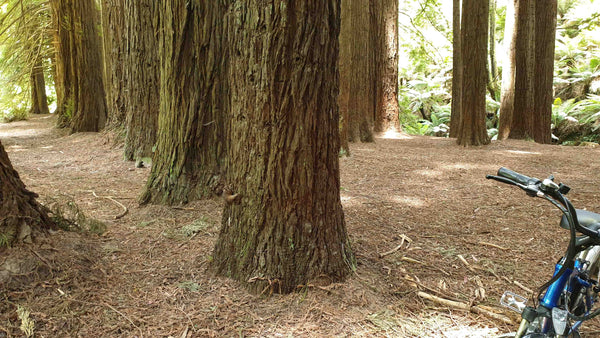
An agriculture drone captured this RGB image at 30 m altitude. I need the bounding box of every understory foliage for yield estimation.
[399,0,600,143]
[0,0,55,122]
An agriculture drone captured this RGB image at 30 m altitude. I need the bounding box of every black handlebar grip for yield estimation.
[497,167,533,186]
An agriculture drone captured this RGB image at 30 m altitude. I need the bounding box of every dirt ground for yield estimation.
[2,114,600,337]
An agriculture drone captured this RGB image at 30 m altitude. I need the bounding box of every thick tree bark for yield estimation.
[450,0,462,138]
[347,0,375,143]
[140,0,226,205]
[51,0,107,132]
[101,0,127,128]
[374,0,400,133]
[213,0,355,294]
[123,0,159,162]
[0,140,54,246]
[29,59,50,115]
[533,0,557,144]
[498,0,517,140]
[457,0,490,146]
[508,0,535,139]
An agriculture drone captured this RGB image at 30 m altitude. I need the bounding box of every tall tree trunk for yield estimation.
[339,0,351,156]
[101,0,127,128]
[450,0,462,138]
[29,58,50,115]
[498,0,517,140]
[457,0,490,146]
[69,0,107,132]
[374,0,400,133]
[123,0,160,162]
[51,0,107,132]
[347,0,375,143]
[533,0,557,144]
[213,0,355,294]
[0,140,54,246]
[50,0,73,124]
[488,0,499,100]
[508,0,535,139]
[140,0,226,205]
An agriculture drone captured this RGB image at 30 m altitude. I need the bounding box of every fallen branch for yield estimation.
[514,280,534,294]
[379,235,412,258]
[478,241,509,251]
[402,277,461,302]
[457,254,476,273]
[417,291,512,324]
[91,191,129,219]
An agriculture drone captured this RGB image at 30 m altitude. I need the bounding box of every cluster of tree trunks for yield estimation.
[4,0,358,292]
[452,0,557,146]
[339,0,399,153]
[29,59,50,115]
[498,0,557,144]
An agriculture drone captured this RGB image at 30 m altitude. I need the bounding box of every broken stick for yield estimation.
[417,291,512,324]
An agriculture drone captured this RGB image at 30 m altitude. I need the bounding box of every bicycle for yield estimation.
[487,168,600,337]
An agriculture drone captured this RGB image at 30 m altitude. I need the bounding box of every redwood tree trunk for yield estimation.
[374,0,400,133]
[346,0,375,143]
[457,0,490,146]
[50,0,73,123]
[101,0,127,128]
[508,0,535,139]
[213,0,355,294]
[29,58,50,115]
[140,0,226,205]
[123,0,159,162]
[498,0,517,140]
[0,140,54,246]
[51,0,107,132]
[450,0,462,138]
[338,0,351,156]
[533,0,557,144]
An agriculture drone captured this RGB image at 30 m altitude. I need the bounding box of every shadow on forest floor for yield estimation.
[2,114,600,337]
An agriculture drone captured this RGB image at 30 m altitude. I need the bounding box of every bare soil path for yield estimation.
[2,114,600,337]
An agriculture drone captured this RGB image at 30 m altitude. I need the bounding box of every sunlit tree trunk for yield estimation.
[0,140,54,246]
[498,0,516,140]
[457,0,490,146]
[533,0,557,144]
[374,0,399,133]
[101,0,127,127]
[488,0,499,100]
[140,0,226,205]
[123,0,159,162]
[213,0,355,294]
[347,0,375,142]
[29,59,50,115]
[450,0,462,138]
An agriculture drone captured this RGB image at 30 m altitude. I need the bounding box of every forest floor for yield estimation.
[2,114,600,337]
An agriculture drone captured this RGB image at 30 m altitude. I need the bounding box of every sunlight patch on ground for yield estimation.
[442,326,501,338]
[415,169,443,178]
[0,128,45,138]
[393,195,426,208]
[378,128,412,140]
[505,150,541,156]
